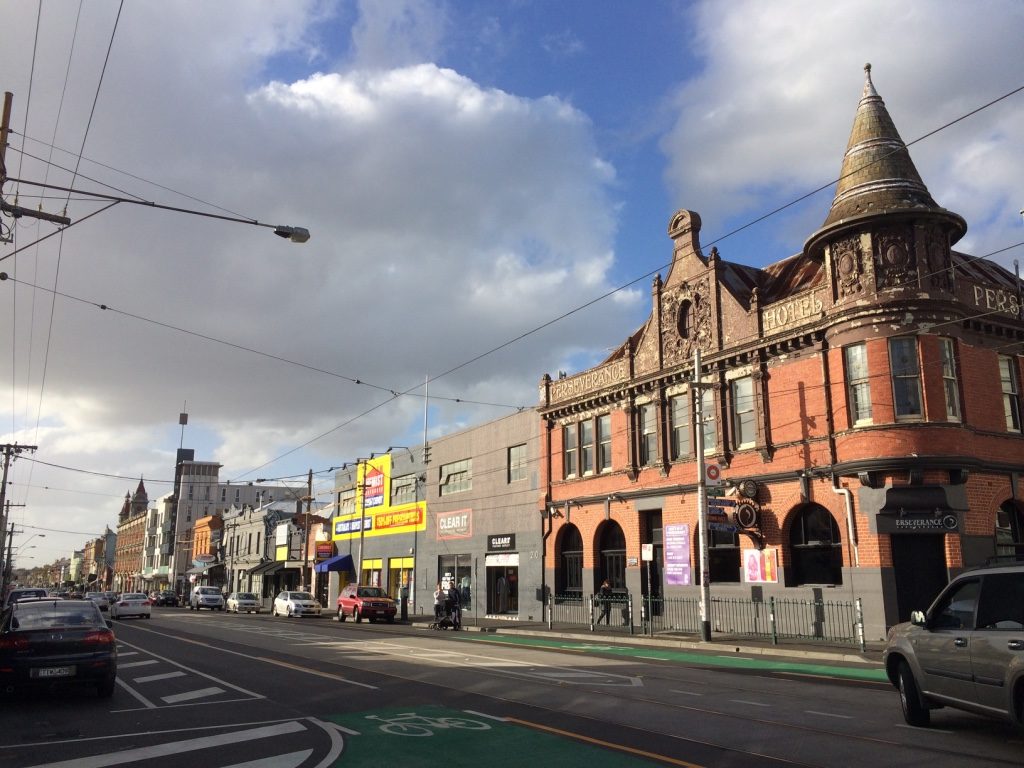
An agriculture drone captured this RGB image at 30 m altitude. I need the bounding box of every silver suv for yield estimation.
[883,561,1024,728]
[189,585,225,611]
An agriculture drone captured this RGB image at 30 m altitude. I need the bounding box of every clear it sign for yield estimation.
[487,534,515,551]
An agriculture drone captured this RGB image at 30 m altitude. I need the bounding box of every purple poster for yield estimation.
[664,523,691,586]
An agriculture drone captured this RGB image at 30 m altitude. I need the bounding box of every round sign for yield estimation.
[734,503,759,529]
[705,463,721,483]
[942,514,958,531]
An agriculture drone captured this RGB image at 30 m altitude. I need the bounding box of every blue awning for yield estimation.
[314,554,355,574]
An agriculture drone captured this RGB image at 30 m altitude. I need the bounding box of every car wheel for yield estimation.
[897,661,931,727]
[387,616,395,624]
[338,607,346,622]
[354,609,362,623]
[145,613,151,619]
[97,676,116,699]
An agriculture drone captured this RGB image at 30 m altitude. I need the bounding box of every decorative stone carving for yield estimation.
[832,236,864,299]
[924,227,951,291]
[874,228,917,291]
[661,277,712,367]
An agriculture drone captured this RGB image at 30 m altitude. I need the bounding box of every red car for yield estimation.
[336,585,397,623]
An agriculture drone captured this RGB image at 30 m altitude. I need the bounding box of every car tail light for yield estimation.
[0,635,29,651]
[143,600,152,606]
[82,630,114,646]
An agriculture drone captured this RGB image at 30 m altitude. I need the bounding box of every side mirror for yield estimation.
[910,610,927,627]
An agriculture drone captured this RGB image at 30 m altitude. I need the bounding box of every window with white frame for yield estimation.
[391,474,417,504]
[670,393,691,459]
[639,403,658,466]
[597,414,612,472]
[580,420,595,475]
[563,424,578,479]
[939,338,961,421]
[844,342,872,424]
[889,337,922,419]
[731,376,756,448]
[338,489,355,516]
[440,458,472,496]
[1000,355,1021,432]
[508,444,527,483]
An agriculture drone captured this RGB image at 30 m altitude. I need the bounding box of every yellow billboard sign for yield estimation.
[332,454,427,541]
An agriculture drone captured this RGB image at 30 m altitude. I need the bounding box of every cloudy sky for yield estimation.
[2,0,1022,568]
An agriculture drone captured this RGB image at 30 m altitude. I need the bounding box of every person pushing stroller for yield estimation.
[445,583,462,630]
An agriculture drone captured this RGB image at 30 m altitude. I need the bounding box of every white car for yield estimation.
[85,591,110,612]
[226,592,261,614]
[111,592,152,620]
[272,591,321,618]
[189,586,226,611]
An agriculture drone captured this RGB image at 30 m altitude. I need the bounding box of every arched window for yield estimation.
[678,298,697,339]
[789,504,843,585]
[597,522,626,591]
[555,524,583,596]
[996,500,1024,560]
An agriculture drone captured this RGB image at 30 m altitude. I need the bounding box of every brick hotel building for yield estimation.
[538,66,1024,640]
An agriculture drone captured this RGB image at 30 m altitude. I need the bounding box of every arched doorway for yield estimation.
[596,521,626,591]
[788,503,843,585]
[555,524,583,598]
[996,500,1024,559]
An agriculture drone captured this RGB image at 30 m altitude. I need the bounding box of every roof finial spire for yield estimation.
[862,62,877,99]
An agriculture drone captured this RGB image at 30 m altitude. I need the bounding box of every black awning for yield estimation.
[314,554,355,574]
[247,561,285,576]
[880,486,950,515]
[185,562,224,575]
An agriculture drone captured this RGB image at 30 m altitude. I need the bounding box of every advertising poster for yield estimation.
[332,454,427,541]
[664,523,691,586]
[744,548,779,583]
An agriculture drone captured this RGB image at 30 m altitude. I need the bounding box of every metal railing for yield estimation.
[548,592,865,650]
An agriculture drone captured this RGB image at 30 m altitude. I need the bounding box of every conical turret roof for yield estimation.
[823,64,940,226]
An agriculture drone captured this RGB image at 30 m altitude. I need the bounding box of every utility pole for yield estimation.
[0,443,37,593]
[0,92,70,229]
[693,350,714,642]
[302,469,313,591]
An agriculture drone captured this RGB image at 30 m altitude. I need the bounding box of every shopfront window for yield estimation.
[789,504,843,585]
[556,524,583,597]
[598,522,626,591]
[438,555,472,612]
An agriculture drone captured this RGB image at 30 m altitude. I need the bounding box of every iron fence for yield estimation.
[548,593,865,650]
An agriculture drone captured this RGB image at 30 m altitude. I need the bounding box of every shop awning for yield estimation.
[247,560,285,577]
[314,554,355,574]
[185,562,224,575]
[880,486,951,515]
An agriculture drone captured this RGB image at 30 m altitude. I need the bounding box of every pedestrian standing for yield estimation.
[433,582,444,620]
[597,579,612,624]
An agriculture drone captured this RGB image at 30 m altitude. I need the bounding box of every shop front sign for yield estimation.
[487,533,516,551]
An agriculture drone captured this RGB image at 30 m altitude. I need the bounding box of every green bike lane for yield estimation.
[431,629,890,684]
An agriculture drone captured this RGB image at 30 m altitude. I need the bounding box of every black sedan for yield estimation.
[0,598,117,697]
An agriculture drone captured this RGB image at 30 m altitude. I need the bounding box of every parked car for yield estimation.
[0,597,117,697]
[110,593,151,620]
[272,591,321,618]
[2,587,48,609]
[85,592,110,612]
[336,584,397,624]
[160,591,180,607]
[883,560,1024,729]
[226,592,261,614]
[189,586,225,611]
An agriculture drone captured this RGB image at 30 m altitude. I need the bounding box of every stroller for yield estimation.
[429,594,462,631]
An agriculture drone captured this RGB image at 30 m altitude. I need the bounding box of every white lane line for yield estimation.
[118,660,158,669]
[222,749,312,768]
[117,651,138,657]
[117,639,264,698]
[670,689,703,697]
[805,710,852,719]
[895,724,953,734]
[115,678,156,709]
[730,699,769,707]
[24,720,307,768]
[463,710,507,722]
[161,687,226,704]
[134,671,186,684]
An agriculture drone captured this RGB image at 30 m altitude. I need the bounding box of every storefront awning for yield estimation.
[880,486,951,515]
[247,560,285,577]
[314,554,355,574]
[186,562,225,575]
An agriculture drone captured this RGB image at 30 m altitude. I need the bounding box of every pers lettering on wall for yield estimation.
[972,285,1022,319]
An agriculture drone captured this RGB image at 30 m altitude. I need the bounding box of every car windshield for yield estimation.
[237,593,257,600]
[86,593,105,599]
[290,592,314,601]
[198,587,220,595]
[357,587,385,598]
[12,601,102,630]
[123,593,147,600]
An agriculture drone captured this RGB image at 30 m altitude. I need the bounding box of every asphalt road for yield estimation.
[1,607,1022,767]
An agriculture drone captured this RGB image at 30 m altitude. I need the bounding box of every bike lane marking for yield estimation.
[328,705,688,767]
[455,632,889,683]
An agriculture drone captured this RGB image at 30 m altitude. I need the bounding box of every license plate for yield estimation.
[34,666,75,679]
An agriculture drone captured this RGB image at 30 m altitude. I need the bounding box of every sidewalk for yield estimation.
[405,613,885,668]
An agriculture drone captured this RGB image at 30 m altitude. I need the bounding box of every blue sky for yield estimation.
[1,0,1022,563]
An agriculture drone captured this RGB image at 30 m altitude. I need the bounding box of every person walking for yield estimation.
[433,582,445,621]
[446,582,462,630]
[597,579,613,624]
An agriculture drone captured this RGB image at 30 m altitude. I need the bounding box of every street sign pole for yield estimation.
[695,348,712,642]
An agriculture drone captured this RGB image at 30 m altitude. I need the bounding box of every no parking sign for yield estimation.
[704,462,722,487]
